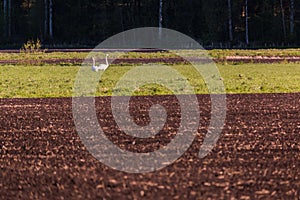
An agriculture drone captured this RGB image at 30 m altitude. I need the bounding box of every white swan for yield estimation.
[92,54,109,72]
[92,57,97,71]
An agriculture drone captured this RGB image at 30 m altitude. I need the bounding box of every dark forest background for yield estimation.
[0,0,299,48]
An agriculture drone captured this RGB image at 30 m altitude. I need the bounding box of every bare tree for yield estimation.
[43,0,53,39]
[7,0,11,37]
[158,0,163,38]
[245,0,249,45]
[280,0,287,40]
[290,0,295,35]
[8,0,11,37]
[3,0,7,36]
[228,0,233,42]
[49,0,53,39]
[44,0,48,37]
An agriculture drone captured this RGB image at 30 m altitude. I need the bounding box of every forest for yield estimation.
[0,0,299,48]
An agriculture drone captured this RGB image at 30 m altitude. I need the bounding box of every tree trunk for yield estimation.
[44,0,48,38]
[8,0,11,37]
[158,0,163,38]
[49,0,53,39]
[3,0,7,36]
[290,0,295,35]
[228,0,233,42]
[245,0,249,45]
[280,0,286,41]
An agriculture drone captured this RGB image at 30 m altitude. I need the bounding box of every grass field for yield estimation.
[1,62,300,98]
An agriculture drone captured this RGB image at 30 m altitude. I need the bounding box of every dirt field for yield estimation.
[0,93,300,199]
[2,56,300,65]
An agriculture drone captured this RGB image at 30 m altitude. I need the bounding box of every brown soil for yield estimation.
[2,56,300,65]
[0,93,300,199]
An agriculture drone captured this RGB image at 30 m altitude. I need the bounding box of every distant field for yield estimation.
[1,63,300,98]
[1,49,300,66]
[208,48,300,58]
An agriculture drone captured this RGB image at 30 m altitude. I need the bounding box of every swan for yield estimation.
[92,57,97,71]
[92,54,109,72]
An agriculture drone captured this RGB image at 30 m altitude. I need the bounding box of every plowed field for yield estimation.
[1,93,300,199]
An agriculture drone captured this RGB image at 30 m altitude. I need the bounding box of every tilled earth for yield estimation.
[2,56,300,65]
[0,93,300,199]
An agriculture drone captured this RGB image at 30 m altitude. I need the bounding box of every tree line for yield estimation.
[0,0,299,48]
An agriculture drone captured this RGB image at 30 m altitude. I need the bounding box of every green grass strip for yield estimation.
[1,63,300,98]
